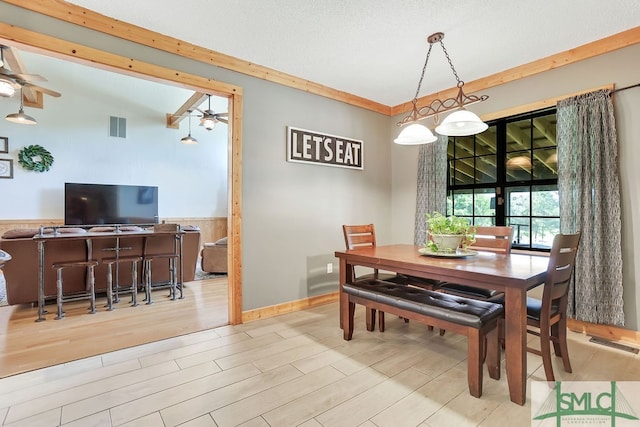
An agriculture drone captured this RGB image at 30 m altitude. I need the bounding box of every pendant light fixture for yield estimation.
[180,110,198,144]
[394,32,489,144]
[6,86,36,125]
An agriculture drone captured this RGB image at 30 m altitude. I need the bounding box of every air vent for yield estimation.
[109,116,126,138]
[589,336,639,354]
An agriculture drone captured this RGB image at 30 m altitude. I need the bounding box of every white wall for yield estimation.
[0,51,228,220]
[391,43,640,330]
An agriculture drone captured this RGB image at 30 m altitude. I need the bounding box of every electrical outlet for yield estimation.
[326,263,333,274]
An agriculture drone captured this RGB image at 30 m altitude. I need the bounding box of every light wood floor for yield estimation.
[0,278,229,378]
[0,289,639,426]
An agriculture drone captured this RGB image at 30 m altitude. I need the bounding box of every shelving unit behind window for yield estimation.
[446,107,558,251]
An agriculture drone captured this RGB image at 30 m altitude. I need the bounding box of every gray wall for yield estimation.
[0,3,396,311]
[391,43,640,330]
[5,4,638,328]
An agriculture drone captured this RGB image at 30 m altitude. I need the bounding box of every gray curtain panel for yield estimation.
[414,135,448,246]
[557,89,624,326]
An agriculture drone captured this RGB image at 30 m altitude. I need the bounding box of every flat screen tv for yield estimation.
[65,182,159,226]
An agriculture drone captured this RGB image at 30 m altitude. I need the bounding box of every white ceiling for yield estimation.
[66,0,640,107]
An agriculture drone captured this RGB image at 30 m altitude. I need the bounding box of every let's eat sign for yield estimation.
[287,126,363,170]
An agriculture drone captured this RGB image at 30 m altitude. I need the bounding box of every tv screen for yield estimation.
[65,182,159,226]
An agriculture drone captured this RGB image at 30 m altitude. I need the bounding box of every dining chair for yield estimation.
[436,226,512,337]
[342,224,441,332]
[342,224,405,331]
[526,232,581,382]
[437,225,513,301]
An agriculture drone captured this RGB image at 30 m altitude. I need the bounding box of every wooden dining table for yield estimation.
[334,244,549,405]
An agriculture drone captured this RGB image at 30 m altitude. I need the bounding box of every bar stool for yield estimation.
[142,253,179,304]
[51,259,99,319]
[103,255,143,310]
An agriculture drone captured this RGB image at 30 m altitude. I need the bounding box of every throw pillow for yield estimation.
[89,226,115,233]
[57,227,87,234]
[1,228,41,239]
[214,236,228,246]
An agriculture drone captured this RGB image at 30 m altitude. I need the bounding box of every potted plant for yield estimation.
[425,212,476,252]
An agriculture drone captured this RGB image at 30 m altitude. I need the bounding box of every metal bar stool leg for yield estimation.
[88,264,96,314]
[131,260,138,307]
[106,263,115,311]
[170,257,177,300]
[55,267,64,320]
[144,259,153,305]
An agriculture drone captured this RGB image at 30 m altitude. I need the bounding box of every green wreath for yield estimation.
[18,145,54,172]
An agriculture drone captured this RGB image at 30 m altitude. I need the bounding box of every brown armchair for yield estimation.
[200,237,228,274]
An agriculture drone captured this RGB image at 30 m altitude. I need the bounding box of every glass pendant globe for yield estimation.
[394,123,438,145]
[435,109,488,136]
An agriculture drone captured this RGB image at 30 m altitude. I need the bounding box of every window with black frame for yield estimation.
[446,108,558,251]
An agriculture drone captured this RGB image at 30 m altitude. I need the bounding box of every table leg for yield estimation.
[338,258,351,330]
[504,287,527,405]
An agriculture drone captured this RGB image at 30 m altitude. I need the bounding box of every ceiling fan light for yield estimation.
[394,123,438,145]
[0,79,14,97]
[6,107,37,125]
[435,109,488,136]
[202,117,216,130]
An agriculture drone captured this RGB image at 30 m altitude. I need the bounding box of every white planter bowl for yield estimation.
[429,234,464,252]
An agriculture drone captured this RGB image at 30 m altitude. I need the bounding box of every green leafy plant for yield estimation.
[425,211,476,252]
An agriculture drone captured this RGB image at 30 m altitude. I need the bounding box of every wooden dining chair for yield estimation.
[526,232,581,381]
[342,224,440,332]
[342,224,404,331]
[436,226,512,337]
[342,224,398,281]
[438,225,513,301]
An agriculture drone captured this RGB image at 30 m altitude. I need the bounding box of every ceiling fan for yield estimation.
[195,94,228,130]
[0,45,61,98]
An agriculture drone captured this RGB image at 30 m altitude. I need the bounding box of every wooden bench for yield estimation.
[341,278,503,398]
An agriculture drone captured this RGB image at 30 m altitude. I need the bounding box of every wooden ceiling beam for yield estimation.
[3,46,41,107]
[166,91,207,129]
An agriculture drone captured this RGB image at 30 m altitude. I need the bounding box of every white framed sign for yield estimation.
[287,126,363,170]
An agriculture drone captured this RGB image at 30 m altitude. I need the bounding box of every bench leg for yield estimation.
[378,311,385,332]
[467,328,483,398]
[486,326,501,380]
[366,308,376,332]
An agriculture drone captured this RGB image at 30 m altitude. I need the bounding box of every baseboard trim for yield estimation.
[568,318,640,347]
[241,295,640,349]
[242,292,339,323]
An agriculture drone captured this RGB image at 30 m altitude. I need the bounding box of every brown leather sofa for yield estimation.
[0,229,200,306]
